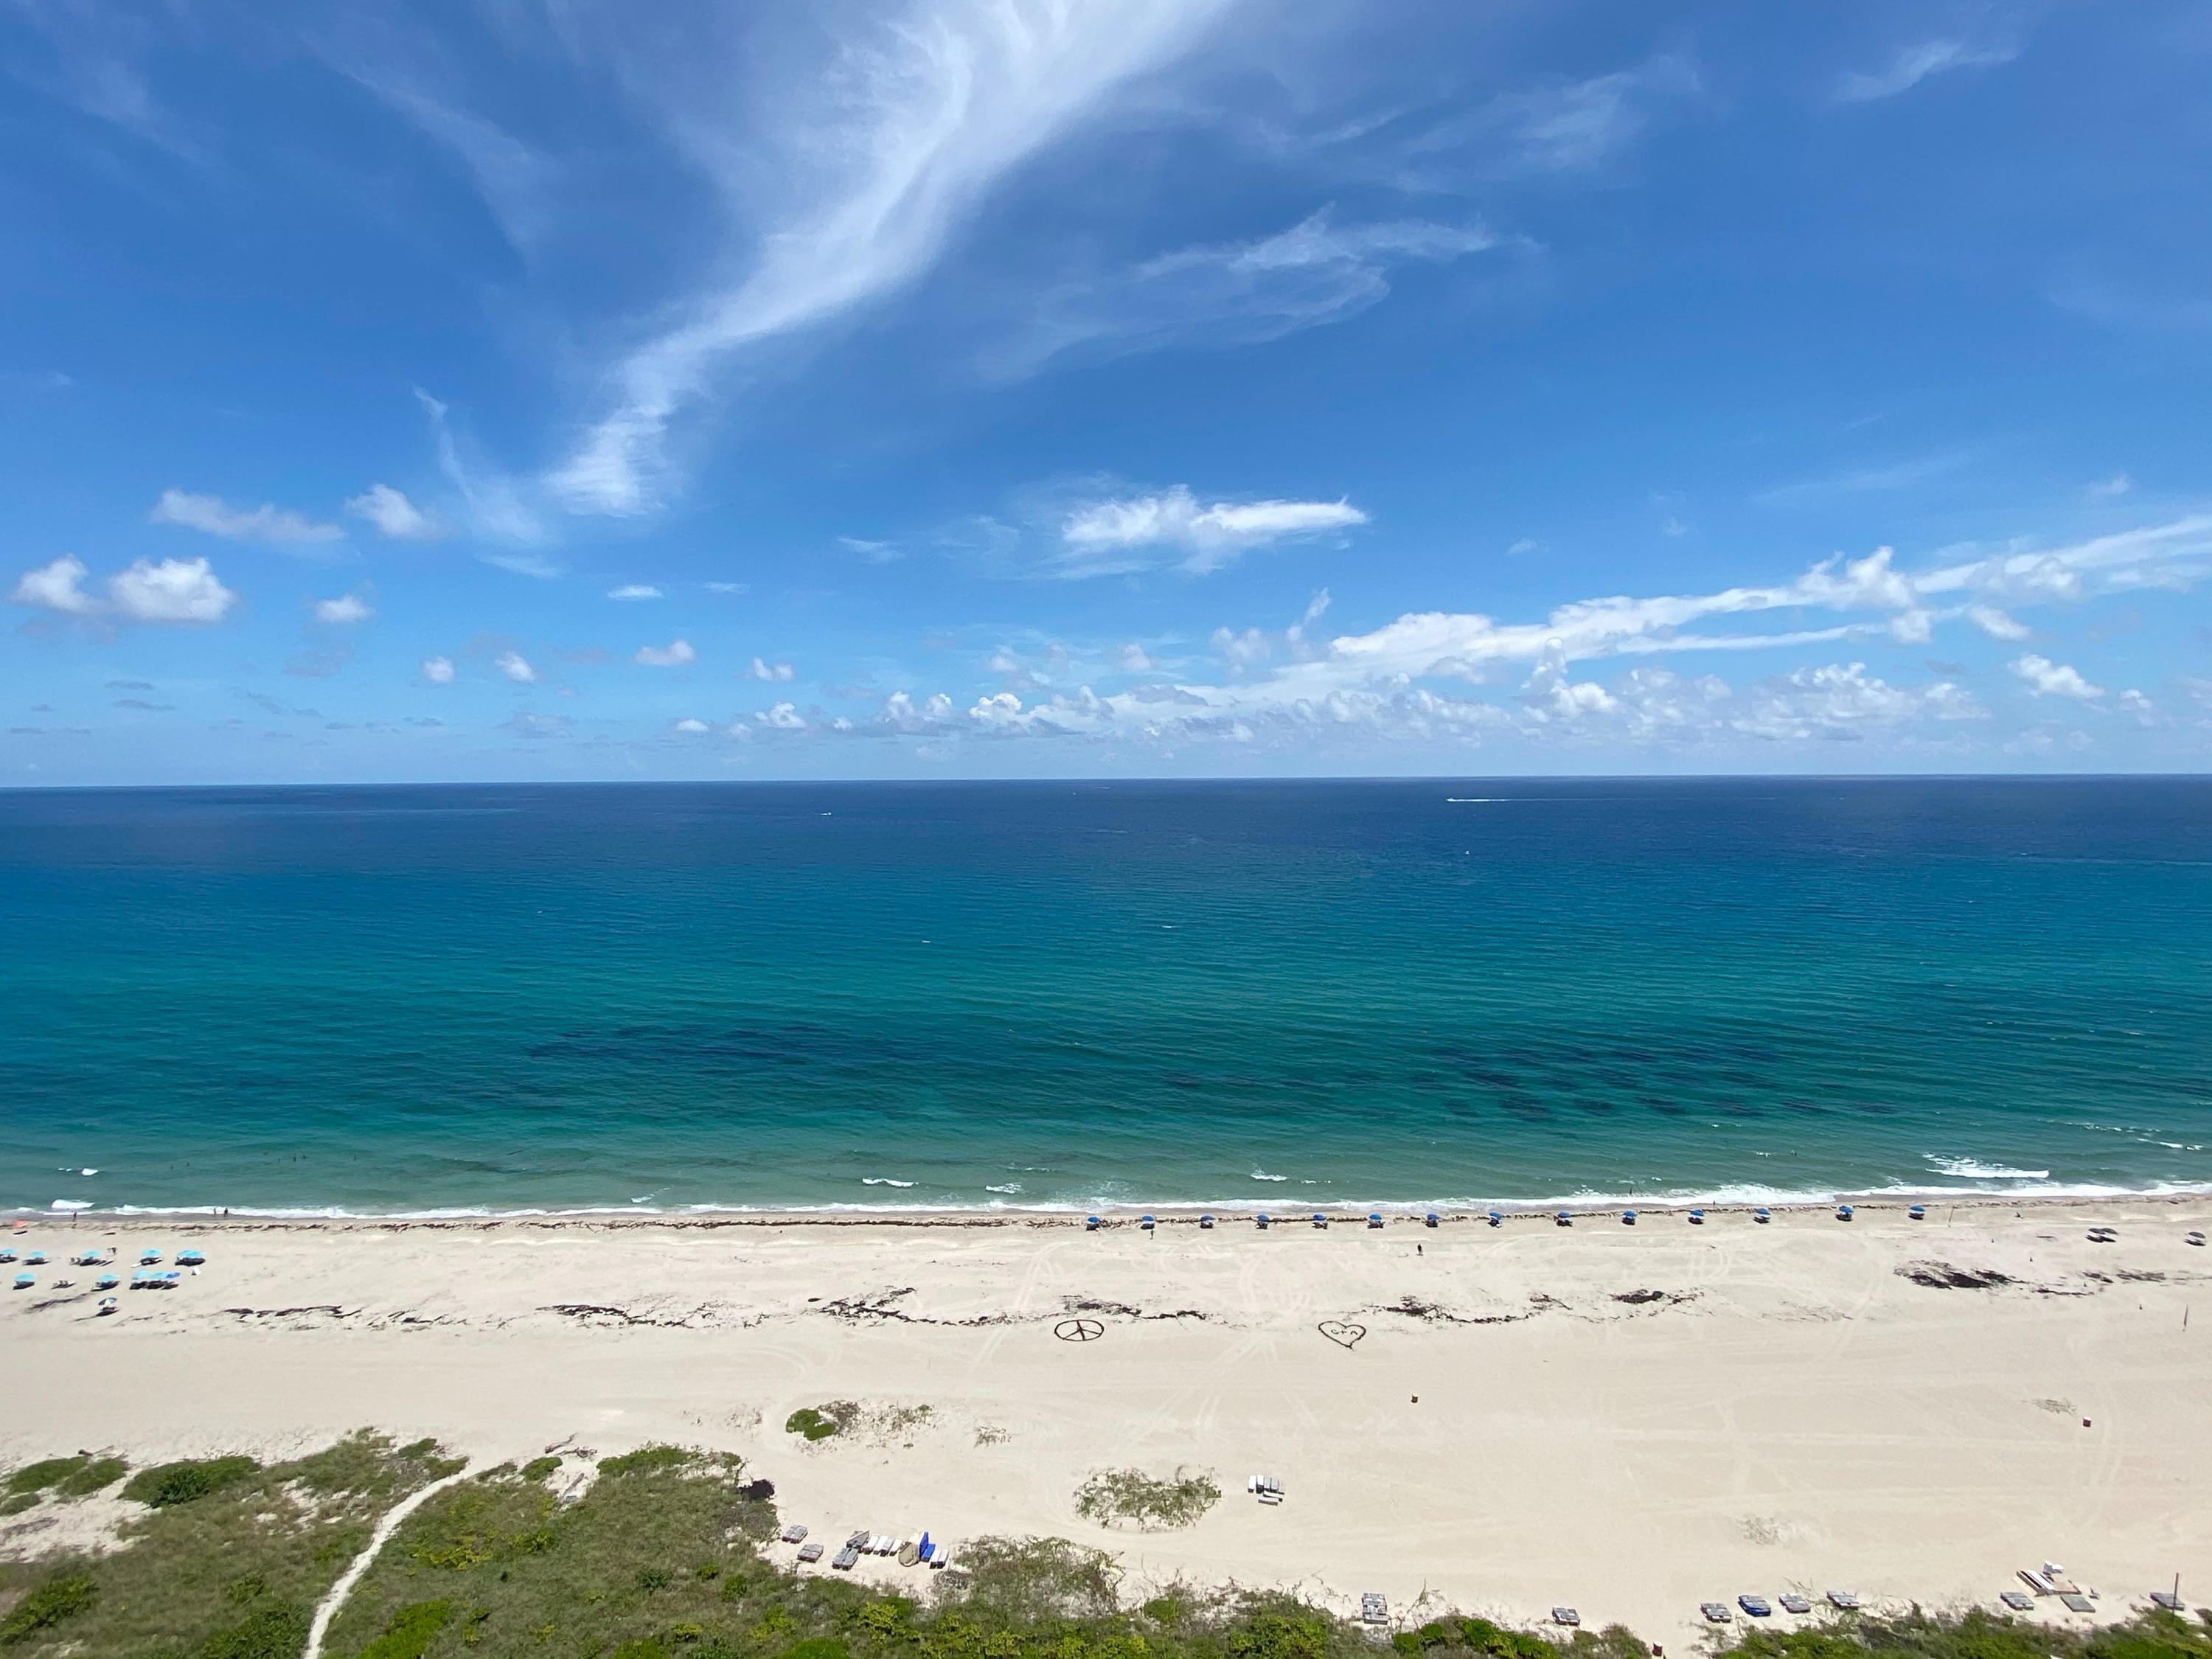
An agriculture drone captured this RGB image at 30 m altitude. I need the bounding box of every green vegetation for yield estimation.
[0,1430,460,1659]
[519,1456,563,1482]
[120,1455,263,1509]
[2,1454,128,1501]
[4,1430,2208,1659]
[1072,1468,1220,1531]
[785,1408,842,1441]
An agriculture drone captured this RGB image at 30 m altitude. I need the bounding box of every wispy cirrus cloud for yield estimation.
[990,209,1503,377]
[1053,485,1366,577]
[540,0,1239,518]
[1834,39,2020,105]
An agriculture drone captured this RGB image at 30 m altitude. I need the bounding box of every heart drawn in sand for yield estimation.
[1317,1321,1366,1349]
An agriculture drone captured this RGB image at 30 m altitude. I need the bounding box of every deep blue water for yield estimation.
[1,778,2207,1216]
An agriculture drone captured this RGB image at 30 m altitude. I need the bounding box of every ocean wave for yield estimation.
[1248,1170,1289,1182]
[25,1175,2210,1223]
[1924,1155,2053,1180]
[984,1183,1021,1194]
[860,1178,916,1188]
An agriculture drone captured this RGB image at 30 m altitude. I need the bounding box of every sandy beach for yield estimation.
[4,1197,2208,1642]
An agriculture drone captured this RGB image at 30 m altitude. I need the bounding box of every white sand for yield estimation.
[4,1198,2208,1642]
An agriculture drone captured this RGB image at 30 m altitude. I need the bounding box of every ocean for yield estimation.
[1,778,2206,1217]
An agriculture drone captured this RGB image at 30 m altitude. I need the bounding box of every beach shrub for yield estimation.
[521,1455,563,1481]
[952,1537,1124,1625]
[195,1601,311,1659]
[293,1430,463,1496]
[1225,1604,1334,1659]
[785,1408,840,1441]
[614,1641,670,1659]
[777,1639,852,1659]
[122,1455,262,1508]
[602,1445,697,1478]
[58,1455,128,1496]
[1072,1468,1220,1531]
[358,1598,456,1659]
[0,1570,97,1643]
[4,1456,89,1498]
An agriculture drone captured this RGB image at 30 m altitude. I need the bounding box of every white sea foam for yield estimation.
[49,1199,93,1211]
[984,1183,1021,1194]
[1249,1170,1290,1182]
[1925,1155,2053,1180]
[861,1178,917,1188]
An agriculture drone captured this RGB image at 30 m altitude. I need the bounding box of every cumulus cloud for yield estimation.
[1965,604,2031,641]
[1053,485,1367,577]
[608,584,663,600]
[636,639,697,667]
[421,655,456,684]
[11,554,99,615]
[150,489,342,549]
[313,593,375,625]
[111,557,237,623]
[345,483,444,540]
[749,657,796,681]
[1118,642,1155,672]
[997,209,1500,376]
[672,717,710,734]
[2008,654,2104,699]
[22,554,246,625]
[495,650,537,683]
[543,0,1238,517]
[1834,39,2019,104]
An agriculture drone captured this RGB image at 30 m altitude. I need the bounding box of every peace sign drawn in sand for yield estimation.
[1054,1317,1106,1342]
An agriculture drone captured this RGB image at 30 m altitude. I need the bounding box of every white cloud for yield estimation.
[703,581,749,594]
[636,639,697,667]
[345,483,444,540]
[2008,654,2104,700]
[1506,538,1541,556]
[672,717,710,734]
[417,389,549,554]
[1054,484,1366,577]
[757,701,807,729]
[1118,642,1155,672]
[1965,604,2031,641]
[1433,56,1703,176]
[10,554,98,615]
[313,593,375,625]
[749,657,796,681]
[108,556,238,623]
[1834,39,2020,104]
[998,209,1500,376]
[150,489,342,548]
[495,650,537,683]
[608,584,663,600]
[1658,516,1688,538]
[421,655,456,684]
[2086,473,2133,499]
[545,0,1237,516]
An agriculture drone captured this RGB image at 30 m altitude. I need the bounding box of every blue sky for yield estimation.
[4,0,2208,782]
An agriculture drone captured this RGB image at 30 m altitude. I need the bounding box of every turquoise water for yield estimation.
[1,779,2207,1216]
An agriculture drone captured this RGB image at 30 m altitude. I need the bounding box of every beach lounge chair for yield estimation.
[1826,1593,1859,1611]
[2088,1227,2116,1243]
[1622,1210,1637,1225]
[2187,1231,2205,1246]
[97,1296,117,1315]
[1688,1210,1705,1225]
[1701,1604,1732,1624]
[1836,1205,1854,1221]
[2152,1593,2184,1611]
[919,1532,933,1560]
[0,1249,13,1264]
[1739,1596,1772,1618]
[140,1250,161,1265]
[1360,1595,1388,1625]
[1552,1609,1580,1627]
[1487,1210,1502,1227]
[832,1546,859,1571]
[26,1251,46,1265]
[95,1272,119,1290]
[2061,1596,2095,1615]
[1907,1206,1925,1220]
[2000,1593,2034,1612]
[1141,1216,1155,1231]
[1368,1213,1384,1228]
[1753,1208,1770,1223]
[1779,1596,1811,1615]
[11,1273,31,1290]
[797,1542,824,1562]
[1426,1212,1439,1228]
[780,1524,808,1543]
[178,1249,206,1266]
[70,1251,106,1266]
[2020,1571,2059,1596]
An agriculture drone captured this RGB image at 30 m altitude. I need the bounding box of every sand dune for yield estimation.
[4,1198,2208,1642]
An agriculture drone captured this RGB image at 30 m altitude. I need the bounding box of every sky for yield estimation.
[2,0,2208,783]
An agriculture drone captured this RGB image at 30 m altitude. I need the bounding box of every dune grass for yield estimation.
[1071,1469,1220,1531]
[0,1432,460,1658]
